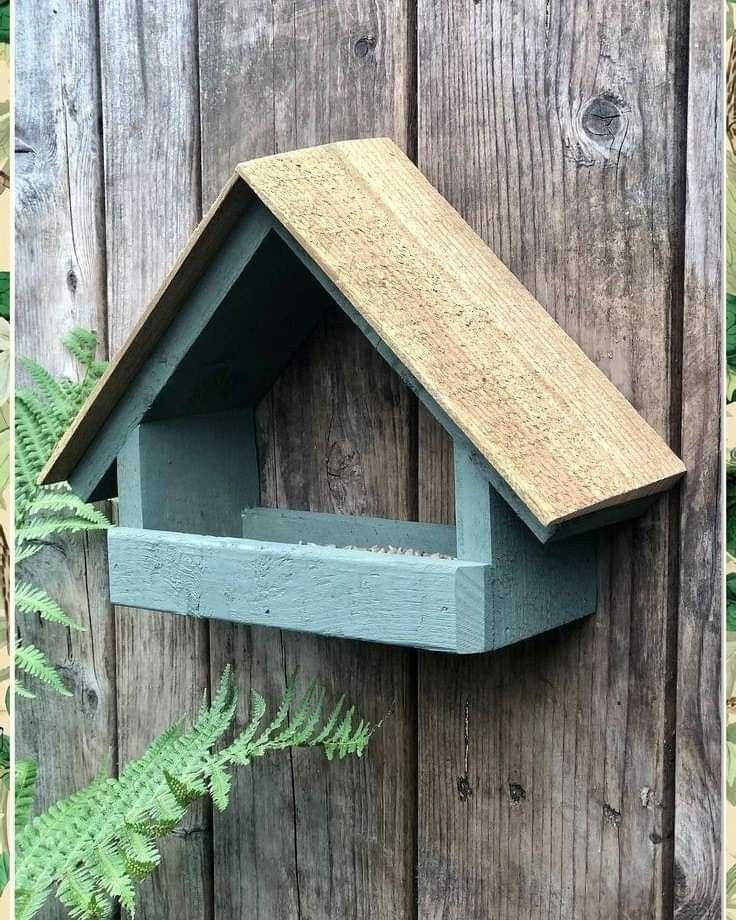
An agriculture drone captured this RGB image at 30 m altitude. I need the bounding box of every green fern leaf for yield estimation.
[121,826,160,869]
[15,543,41,565]
[27,491,110,526]
[15,644,72,696]
[88,843,136,914]
[15,760,37,833]
[310,695,346,746]
[208,761,231,811]
[17,516,109,542]
[57,868,106,920]
[223,689,266,766]
[16,582,84,630]
[15,330,111,707]
[163,770,202,808]
[16,670,378,920]
[61,328,98,370]
[15,886,53,920]
[19,358,75,427]
[251,680,295,751]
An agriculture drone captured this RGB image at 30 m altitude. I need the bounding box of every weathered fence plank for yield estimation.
[15,5,114,920]
[15,0,108,371]
[416,0,689,917]
[97,2,211,918]
[673,0,722,914]
[198,10,302,916]
[199,10,300,904]
[272,312,418,920]
[198,4,416,916]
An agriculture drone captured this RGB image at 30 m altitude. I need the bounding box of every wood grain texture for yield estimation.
[198,3,417,918]
[15,0,108,371]
[673,0,722,914]
[97,2,211,917]
[15,535,117,919]
[264,307,418,918]
[39,176,253,488]
[15,7,114,920]
[198,6,298,917]
[416,0,688,917]
[108,528,486,652]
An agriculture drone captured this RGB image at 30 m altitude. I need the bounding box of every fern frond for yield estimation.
[57,868,109,920]
[222,690,267,766]
[61,328,98,371]
[19,358,75,428]
[27,491,110,526]
[15,582,84,630]
[15,885,52,920]
[18,517,109,543]
[120,826,160,871]
[15,329,106,511]
[15,644,72,697]
[251,680,295,751]
[15,761,38,834]
[15,542,41,565]
[16,670,378,920]
[207,761,231,811]
[15,329,111,705]
[87,842,136,914]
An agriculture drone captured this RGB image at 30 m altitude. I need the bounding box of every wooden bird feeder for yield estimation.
[39,138,685,654]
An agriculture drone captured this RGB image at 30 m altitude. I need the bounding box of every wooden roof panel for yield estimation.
[41,138,684,531]
[237,138,684,527]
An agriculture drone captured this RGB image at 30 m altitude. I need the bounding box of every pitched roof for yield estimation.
[40,138,684,531]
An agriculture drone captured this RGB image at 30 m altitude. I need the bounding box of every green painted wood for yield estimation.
[147,230,332,420]
[108,527,489,653]
[107,498,593,652]
[485,485,597,648]
[117,410,259,536]
[101,224,595,654]
[453,437,597,647]
[453,439,492,563]
[241,507,457,555]
[69,204,274,501]
[267,219,667,544]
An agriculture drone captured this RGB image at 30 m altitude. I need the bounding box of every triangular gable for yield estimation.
[40,138,685,539]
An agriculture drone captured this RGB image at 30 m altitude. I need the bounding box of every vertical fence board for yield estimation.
[673,1,722,915]
[271,313,418,920]
[198,11,302,917]
[416,0,687,917]
[15,4,115,919]
[97,3,211,918]
[15,0,108,369]
[198,3,416,917]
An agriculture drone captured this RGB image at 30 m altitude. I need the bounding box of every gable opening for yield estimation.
[122,219,457,559]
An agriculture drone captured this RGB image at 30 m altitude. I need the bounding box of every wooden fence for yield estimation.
[16,1,721,917]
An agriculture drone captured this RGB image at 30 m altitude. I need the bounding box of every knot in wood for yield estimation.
[354,35,377,58]
[508,782,526,805]
[581,94,625,144]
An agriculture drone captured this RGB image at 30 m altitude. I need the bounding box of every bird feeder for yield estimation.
[39,138,685,653]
